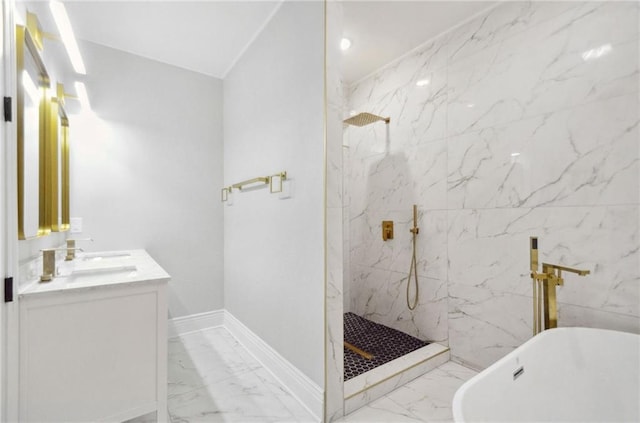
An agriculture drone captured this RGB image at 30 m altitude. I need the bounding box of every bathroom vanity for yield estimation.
[18,249,170,423]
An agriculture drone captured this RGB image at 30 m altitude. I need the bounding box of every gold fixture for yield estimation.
[221,187,231,202]
[41,247,80,282]
[56,83,78,104]
[407,204,419,310]
[222,171,289,201]
[232,176,269,190]
[26,8,87,75]
[41,249,56,282]
[529,237,590,335]
[269,171,287,193]
[49,84,71,232]
[343,112,390,127]
[26,12,59,51]
[344,341,374,360]
[65,238,92,261]
[16,24,50,240]
[382,220,394,241]
[530,237,539,334]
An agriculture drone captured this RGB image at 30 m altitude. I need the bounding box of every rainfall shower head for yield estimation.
[343,112,390,127]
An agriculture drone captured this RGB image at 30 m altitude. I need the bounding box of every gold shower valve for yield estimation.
[382,221,394,241]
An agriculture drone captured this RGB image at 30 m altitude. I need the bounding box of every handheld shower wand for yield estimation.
[407,204,419,310]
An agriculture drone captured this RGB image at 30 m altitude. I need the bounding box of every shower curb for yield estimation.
[344,343,450,414]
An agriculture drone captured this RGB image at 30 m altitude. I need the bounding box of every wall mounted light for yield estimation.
[74,81,91,109]
[340,38,352,51]
[26,12,47,50]
[49,1,86,74]
[22,71,41,104]
[56,82,92,113]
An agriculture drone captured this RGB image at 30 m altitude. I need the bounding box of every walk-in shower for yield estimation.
[343,312,429,380]
[342,113,434,382]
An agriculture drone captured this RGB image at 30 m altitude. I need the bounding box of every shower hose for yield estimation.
[407,206,419,310]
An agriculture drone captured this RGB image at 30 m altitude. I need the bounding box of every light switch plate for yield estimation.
[70,217,83,234]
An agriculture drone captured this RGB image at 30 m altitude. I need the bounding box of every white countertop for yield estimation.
[19,249,171,298]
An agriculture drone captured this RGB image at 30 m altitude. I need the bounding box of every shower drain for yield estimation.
[343,312,429,381]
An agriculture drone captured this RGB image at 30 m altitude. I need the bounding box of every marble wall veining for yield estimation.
[345,1,639,370]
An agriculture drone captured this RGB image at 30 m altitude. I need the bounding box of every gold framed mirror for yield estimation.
[17,24,50,239]
[49,84,70,232]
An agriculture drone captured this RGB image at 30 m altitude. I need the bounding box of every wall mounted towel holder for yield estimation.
[221,171,288,201]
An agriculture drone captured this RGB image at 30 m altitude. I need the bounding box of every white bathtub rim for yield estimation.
[452,327,639,423]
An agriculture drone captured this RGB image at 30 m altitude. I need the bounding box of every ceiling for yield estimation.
[23,1,496,83]
[64,0,282,79]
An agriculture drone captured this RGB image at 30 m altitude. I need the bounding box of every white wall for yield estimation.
[223,1,325,386]
[344,1,639,370]
[70,41,224,318]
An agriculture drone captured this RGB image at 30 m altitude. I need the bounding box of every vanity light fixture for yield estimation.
[22,70,41,104]
[56,83,69,105]
[340,38,352,51]
[26,12,47,51]
[74,81,90,109]
[49,1,86,74]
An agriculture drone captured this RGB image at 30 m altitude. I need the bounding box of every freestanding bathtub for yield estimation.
[453,327,639,422]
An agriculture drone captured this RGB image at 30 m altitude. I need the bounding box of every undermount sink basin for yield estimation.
[64,265,138,283]
[80,251,132,261]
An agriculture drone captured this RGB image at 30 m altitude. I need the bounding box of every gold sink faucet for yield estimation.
[65,238,93,261]
[530,237,590,335]
[41,247,83,282]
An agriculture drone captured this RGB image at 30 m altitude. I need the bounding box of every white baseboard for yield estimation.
[167,309,323,421]
[224,312,323,422]
[168,310,224,338]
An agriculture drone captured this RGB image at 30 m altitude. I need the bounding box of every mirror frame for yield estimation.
[16,24,50,240]
[49,86,70,232]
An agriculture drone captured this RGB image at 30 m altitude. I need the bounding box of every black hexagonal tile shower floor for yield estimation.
[343,312,430,381]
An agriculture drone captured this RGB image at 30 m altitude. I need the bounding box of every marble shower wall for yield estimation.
[326,1,345,420]
[345,1,639,370]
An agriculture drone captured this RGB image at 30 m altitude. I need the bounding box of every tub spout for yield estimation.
[529,237,590,335]
[542,263,590,280]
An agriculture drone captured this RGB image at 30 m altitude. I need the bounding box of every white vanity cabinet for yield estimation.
[18,250,170,423]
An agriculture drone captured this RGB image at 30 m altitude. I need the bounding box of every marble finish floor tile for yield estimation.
[338,361,477,423]
[164,328,474,423]
[167,327,316,422]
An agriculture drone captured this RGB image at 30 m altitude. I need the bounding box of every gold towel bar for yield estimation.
[232,177,269,190]
[221,171,288,201]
